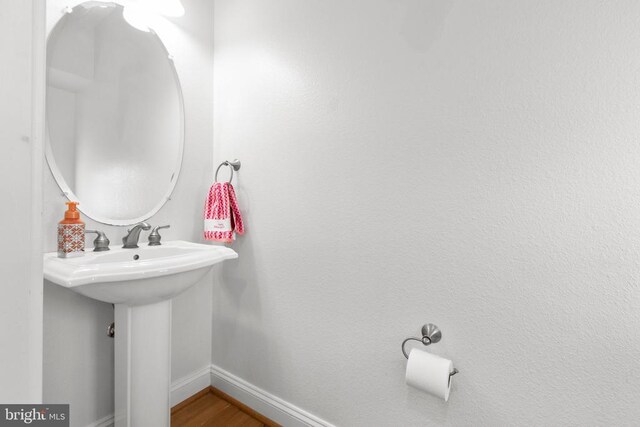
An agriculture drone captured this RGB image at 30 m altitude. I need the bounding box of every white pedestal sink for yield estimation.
[44,241,237,427]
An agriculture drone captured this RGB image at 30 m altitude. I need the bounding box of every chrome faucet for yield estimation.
[122,222,151,249]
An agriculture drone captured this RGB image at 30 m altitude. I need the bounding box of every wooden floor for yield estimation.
[171,387,280,427]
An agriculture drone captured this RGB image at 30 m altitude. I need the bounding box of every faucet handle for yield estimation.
[85,230,110,252]
[148,225,170,246]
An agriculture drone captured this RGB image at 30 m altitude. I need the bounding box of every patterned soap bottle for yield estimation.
[57,201,85,258]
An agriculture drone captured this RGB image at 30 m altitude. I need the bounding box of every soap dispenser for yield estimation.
[57,201,85,258]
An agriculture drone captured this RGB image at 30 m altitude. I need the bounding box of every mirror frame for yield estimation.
[45,1,185,226]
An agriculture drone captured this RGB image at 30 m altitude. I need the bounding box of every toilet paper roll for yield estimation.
[405,348,454,401]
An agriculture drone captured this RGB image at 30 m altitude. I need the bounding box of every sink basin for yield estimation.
[44,240,237,305]
[43,239,238,427]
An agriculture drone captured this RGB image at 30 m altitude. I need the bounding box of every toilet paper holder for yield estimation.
[402,323,459,377]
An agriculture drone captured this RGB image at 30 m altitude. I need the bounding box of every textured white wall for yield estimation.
[42,0,215,425]
[0,0,44,403]
[212,1,640,425]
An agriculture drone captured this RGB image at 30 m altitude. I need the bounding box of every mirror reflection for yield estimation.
[46,2,184,225]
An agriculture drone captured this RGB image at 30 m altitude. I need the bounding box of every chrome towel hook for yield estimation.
[215,159,241,183]
[402,323,459,377]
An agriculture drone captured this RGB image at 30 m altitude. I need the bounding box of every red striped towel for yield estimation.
[203,182,244,243]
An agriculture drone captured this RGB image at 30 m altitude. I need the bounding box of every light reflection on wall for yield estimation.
[122,0,184,32]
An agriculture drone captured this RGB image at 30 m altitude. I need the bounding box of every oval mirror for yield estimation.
[46,2,184,225]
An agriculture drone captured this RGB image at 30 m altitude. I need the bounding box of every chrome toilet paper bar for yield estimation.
[402,323,459,377]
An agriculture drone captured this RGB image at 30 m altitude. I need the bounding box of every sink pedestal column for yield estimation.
[114,301,172,427]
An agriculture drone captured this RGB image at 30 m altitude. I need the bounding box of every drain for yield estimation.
[133,254,140,260]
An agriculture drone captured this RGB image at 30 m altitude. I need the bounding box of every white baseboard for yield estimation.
[170,365,212,407]
[86,413,114,427]
[86,364,333,427]
[210,364,335,427]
